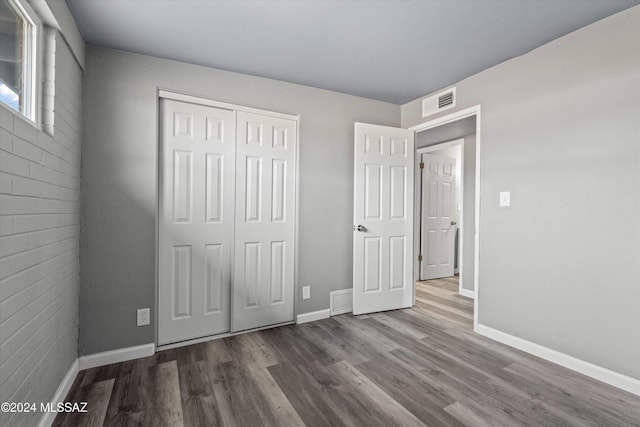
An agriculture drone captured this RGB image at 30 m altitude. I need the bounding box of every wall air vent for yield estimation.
[330,289,353,316]
[422,87,456,118]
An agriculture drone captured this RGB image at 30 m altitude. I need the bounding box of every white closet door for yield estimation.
[158,99,235,345]
[233,111,296,332]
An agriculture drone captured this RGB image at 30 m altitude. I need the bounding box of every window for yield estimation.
[0,0,38,121]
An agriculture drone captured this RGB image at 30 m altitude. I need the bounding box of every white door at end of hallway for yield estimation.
[420,153,456,280]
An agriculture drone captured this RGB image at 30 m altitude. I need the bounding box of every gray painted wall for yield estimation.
[80,46,399,355]
[0,31,83,426]
[403,7,640,379]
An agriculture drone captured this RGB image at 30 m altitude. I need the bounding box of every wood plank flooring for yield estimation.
[54,277,640,426]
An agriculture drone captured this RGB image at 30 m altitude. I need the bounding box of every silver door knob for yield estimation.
[353,225,367,232]
[451,221,457,226]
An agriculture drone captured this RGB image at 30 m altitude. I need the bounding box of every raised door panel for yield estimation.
[172,246,192,318]
[271,159,286,222]
[244,242,261,309]
[390,137,407,157]
[246,122,263,145]
[426,181,438,218]
[173,151,193,223]
[270,241,285,304]
[245,157,262,222]
[364,237,382,293]
[205,154,223,223]
[206,117,224,143]
[441,181,453,218]
[440,229,451,265]
[204,244,223,314]
[389,236,406,290]
[390,166,406,220]
[273,127,287,149]
[365,135,383,155]
[364,164,382,219]
[426,229,438,267]
[173,112,193,139]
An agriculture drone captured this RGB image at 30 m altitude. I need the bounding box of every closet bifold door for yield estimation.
[233,112,297,332]
[158,99,235,345]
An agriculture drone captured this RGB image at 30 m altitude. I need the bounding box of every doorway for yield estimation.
[410,107,480,327]
[351,106,480,328]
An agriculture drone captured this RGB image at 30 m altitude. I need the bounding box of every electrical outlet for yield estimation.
[137,308,150,326]
[302,286,311,300]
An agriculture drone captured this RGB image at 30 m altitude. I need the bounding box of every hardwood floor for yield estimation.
[55,277,640,426]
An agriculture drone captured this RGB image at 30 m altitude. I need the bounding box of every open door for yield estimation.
[353,123,414,315]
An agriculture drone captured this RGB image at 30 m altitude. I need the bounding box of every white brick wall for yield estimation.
[0,31,82,427]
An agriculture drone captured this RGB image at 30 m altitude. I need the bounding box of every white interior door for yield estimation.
[233,111,297,332]
[420,153,456,280]
[158,99,235,345]
[353,123,414,315]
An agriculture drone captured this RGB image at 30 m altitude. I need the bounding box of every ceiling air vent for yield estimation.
[422,87,456,118]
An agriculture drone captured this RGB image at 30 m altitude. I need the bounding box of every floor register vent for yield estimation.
[330,289,353,316]
[422,87,456,118]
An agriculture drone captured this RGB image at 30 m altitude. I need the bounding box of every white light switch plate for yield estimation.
[302,286,311,300]
[499,191,511,207]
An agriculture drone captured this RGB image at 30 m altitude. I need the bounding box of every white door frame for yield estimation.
[409,105,481,331]
[417,140,464,286]
[155,89,300,350]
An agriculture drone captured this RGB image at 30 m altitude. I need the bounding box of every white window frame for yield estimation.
[1,0,42,124]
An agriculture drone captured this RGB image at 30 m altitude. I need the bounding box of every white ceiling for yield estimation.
[65,0,639,104]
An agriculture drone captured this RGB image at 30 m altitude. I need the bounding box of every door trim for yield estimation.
[410,105,481,332]
[155,89,300,350]
[158,89,299,121]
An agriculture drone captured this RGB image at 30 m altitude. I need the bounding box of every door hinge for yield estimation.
[419,162,424,169]
[418,254,423,262]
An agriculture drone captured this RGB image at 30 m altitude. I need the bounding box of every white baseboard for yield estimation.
[296,308,330,324]
[37,343,156,426]
[460,289,475,299]
[476,324,640,397]
[37,359,79,427]
[78,343,155,370]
